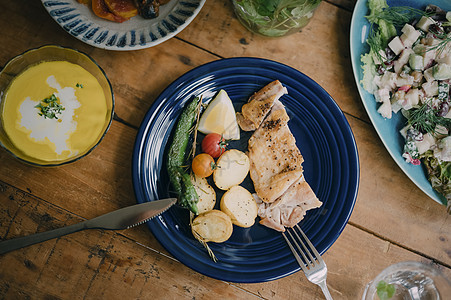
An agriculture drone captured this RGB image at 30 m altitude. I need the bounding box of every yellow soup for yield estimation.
[2,61,108,163]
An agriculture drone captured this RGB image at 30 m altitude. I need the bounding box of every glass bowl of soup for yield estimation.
[0,45,114,166]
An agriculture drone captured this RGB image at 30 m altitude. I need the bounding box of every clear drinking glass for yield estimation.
[232,0,322,37]
[362,261,451,300]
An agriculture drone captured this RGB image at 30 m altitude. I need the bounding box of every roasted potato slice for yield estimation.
[213,149,250,190]
[191,174,216,214]
[191,210,233,243]
[220,185,258,228]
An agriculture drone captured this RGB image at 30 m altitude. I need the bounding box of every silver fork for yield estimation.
[282,224,333,300]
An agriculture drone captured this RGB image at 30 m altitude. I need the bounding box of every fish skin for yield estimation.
[236,80,287,131]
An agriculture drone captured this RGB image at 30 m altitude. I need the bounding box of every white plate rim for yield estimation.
[41,0,206,51]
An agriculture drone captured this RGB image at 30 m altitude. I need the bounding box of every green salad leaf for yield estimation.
[367,0,388,17]
[376,280,396,300]
[365,0,397,59]
[366,0,388,23]
[423,151,451,211]
[360,52,378,93]
[255,0,279,16]
[378,19,397,47]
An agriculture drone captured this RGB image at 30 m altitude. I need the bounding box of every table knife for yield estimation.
[0,198,177,255]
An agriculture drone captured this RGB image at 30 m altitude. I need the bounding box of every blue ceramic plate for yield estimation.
[41,0,205,51]
[350,0,450,206]
[132,58,359,283]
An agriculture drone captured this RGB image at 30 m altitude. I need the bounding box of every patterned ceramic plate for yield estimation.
[41,0,205,51]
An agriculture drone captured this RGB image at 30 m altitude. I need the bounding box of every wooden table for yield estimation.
[1,1,450,299]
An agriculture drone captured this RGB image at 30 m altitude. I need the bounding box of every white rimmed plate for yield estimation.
[41,0,205,51]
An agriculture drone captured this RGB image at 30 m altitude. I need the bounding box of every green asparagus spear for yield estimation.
[166,97,200,214]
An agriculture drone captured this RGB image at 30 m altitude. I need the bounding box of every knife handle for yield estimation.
[0,221,87,255]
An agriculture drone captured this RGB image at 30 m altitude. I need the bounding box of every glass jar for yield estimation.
[362,261,451,300]
[232,0,322,37]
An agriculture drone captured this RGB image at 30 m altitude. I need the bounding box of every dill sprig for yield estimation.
[35,94,65,119]
[367,6,429,27]
[367,23,384,62]
[426,32,451,55]
[366,6,431,63]
[427,36,451,55]
[191,96,203,160]
[407,100,451,136]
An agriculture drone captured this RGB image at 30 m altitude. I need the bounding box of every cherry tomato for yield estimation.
[201,133,228,158]
[192,153,215,178]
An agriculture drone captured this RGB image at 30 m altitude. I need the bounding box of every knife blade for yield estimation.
[0,198,177,255]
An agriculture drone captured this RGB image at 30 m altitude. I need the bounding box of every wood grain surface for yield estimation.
[0,1,450,299]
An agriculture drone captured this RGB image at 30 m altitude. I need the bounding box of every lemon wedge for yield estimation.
[198,90,240,140]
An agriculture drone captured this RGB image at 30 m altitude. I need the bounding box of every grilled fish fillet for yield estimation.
[240,80,322,232]
[236,80,287,131]
[248,100,304,203]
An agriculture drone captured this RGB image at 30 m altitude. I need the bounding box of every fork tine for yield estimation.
[284,225,333,300]
[290,225,317,266]
[282,232,307,272]
[295,224,324,263]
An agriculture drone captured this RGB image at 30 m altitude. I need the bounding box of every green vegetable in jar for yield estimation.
[376,280,396,300]
[232,0,322,37]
